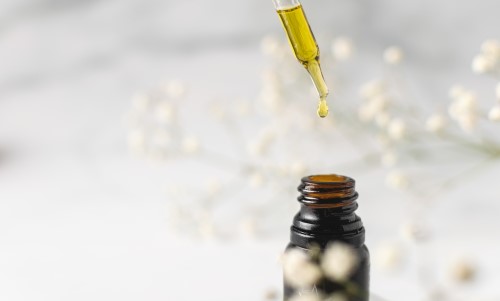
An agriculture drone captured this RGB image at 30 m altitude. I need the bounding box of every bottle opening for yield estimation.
[307,174,352,184]
[298,174,357,207]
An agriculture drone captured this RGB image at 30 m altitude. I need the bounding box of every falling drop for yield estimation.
[317,97,329,118]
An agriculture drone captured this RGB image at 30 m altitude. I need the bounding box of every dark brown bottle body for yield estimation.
[284,175,370,301]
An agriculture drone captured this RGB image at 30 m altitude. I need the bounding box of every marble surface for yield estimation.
[1,0,500,300]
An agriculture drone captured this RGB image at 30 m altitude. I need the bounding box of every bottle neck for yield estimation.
[290,175,365,249]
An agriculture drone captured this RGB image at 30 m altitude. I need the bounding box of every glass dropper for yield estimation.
[271,0,330,118]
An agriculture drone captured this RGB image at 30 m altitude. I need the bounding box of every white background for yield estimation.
[0,0,499,300]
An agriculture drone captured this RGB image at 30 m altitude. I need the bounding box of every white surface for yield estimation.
[1,0,500,300]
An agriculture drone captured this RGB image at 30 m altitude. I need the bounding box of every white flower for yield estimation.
[198,211,215,240]
[128,129,146,153]
[288,293,322,301]
[283,249,322,288]
[488,105,500,122]
[387,118,407,140]
[247,129,276,157]
[325,293,348,301]
[249,172,265,188]
[261,35,280,56]
[449,258,476,283]
[239,216,257,239]
[165,80,187,98]
[375,112,391,128]
[381,151,398,168]
[132,93,150,112]
[481,39,500,57]
[204,179,221,196]
[235,99,251,116]
[375,242,403,270]
[458,114,478,133]
[154,102,174,124]
[357,104,376,122]
[386,170,409,190]
[472,55,495,74]
[331,37,354,61]
[449,85,466,99]
[289,161,307,176]
[426,114,447,133]
[182,136,200,154]
[370,95,390,112]
[210,102,227,121]
[260,70,284,112]
[383,46,404,65]
[448,91,478,132]
[400,222,429,242]
[263,288,278,300]
[359,80,385,100]
[199,220,215,240]
[321,242,359,281]
[358,96,389,123]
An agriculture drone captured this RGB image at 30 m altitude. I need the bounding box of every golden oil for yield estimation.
[277,4,329,118]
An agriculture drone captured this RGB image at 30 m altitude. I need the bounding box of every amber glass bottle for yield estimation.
[284,174,370,301]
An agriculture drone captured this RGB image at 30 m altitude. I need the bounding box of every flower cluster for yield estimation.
[282,242,359,301]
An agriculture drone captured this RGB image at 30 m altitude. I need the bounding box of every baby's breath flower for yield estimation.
[235,99,251,117]
[247,130,276,157]
[289,161,307,176]
[204,179,221,196]
[375,112,391,128]
[261,35,280,56]
[239,216,257,239]
[249,172,265,188]
[488,105,500,122]
[182,136,200,154]
[449,85,466,99]
[386,170,409,190]
[400,222,430,242]
[448,91,479,132]
[325,293,348,301]
[198,216,215,240]
[263,288,278,300]
[155,102,174,124]
[383,46,404,65]
[426,114,447,133]
[375,242,403,270]
[481,39,500,57]
[359,80,385,100]
[260,69,284,113]
[132,93,150,112]
[288,293,322,301]
[331,37,354,61]
[321,242,359,281]
[357,104,376,122]
[283,249,322,288]
[449,258,476,283]
[472,55,494,74]
[165,80,187,98]
[209,102,227,121]
[128,129,146,153]
[371,95,390,112]
[387,118,407,140]
[381,151,398,168]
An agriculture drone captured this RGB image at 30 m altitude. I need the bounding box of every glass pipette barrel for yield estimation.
[271,0,329,118]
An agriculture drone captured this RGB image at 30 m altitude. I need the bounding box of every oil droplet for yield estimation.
[317,97,329,118]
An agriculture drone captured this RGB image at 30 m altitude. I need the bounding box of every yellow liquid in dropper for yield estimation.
[277,4,329,118]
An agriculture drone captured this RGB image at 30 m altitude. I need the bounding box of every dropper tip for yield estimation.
[317,99,329,118]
